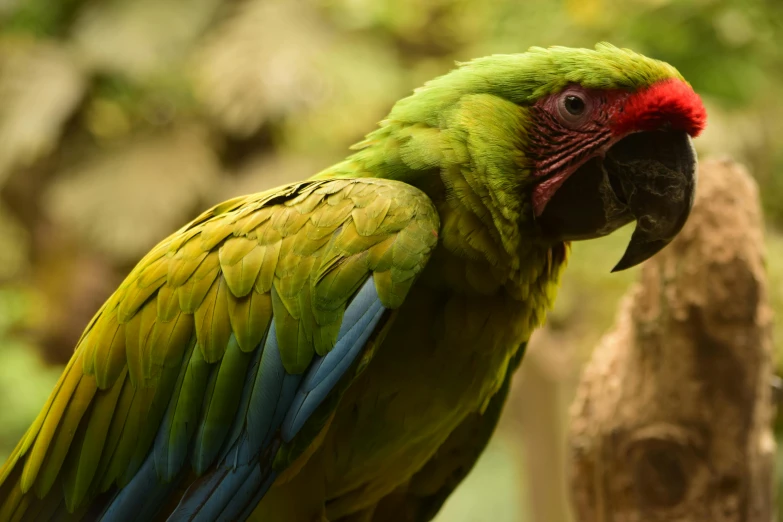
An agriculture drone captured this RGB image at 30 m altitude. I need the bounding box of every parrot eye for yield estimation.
[565,95,585,115]
[556,90,591,126]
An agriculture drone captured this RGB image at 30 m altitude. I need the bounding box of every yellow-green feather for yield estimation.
[125,297,157,387]
[0,177,439,517]
[146,311,194,379]
[34,373,97,498]
[194,276,231,363]
[20,354,83,493]
[93,310,127,388]
[62,367,127,510]
[191,335,252,474]
[226,289,272,353]
[93,374,136,492]
[219,236,264,297]
[156,341,209,481]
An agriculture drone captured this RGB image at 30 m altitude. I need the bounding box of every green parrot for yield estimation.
[0,43,706,521]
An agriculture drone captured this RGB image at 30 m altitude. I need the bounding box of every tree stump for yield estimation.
[568,158,775,522]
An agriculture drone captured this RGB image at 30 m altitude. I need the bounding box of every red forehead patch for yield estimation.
[612,79,706,138]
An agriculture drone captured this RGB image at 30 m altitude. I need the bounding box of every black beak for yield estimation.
[538,130,697,271]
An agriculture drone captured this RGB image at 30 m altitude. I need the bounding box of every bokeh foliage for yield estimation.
[0,0,782,520]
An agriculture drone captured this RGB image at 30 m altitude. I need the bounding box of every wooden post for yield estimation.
[568,158,775,522]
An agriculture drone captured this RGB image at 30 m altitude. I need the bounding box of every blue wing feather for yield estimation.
[245,322,302,458]
[102,276,385,521]
[100,452,179,521]
[217,338,265,465]
[301,278,383,393]
[154,343,211,483]
[282,282,385,440]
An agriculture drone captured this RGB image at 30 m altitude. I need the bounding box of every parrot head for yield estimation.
[375,43,707,271]
[529,65,705,271]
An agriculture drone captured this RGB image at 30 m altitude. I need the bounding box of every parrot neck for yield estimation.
[312,94,555,289]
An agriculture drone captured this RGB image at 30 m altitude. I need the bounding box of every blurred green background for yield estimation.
[0,0,782,520]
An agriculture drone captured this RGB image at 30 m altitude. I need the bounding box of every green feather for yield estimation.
[352,196,392,236]
[125,297,157,387]
[271,285,312,374]
[146,311,194,380]
[122,361,180,486]
[93,374,136,492]
[292,221,333,257]
[366,236,396,271]
[167,239,209,287]
[309,198,353,228]
[78,329,97,377]
[118,256,168,322]
[271,206,310,238]
[34,373,97,498]
[155,341,210,482]
[235,206,273,237]
[156,283,180,322]
[274,251,315,301]
[219,236,257,266]
[194,276,231,363]
[191,335,252,474]
[219,237,265,297]
[20,355,83,493]
[177,251,220,313]
[62,368,127,511]
[330,222,387,257]
[199,215,235,251]
[0,478,23,522]
[93,310,127,389]
[227,289,272,353]
[100,390,143,489]
[253,243,281,294]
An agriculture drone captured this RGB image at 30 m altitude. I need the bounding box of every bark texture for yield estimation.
[569,158,775,522]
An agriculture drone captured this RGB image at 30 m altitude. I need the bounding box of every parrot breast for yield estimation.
[252,233,567,520]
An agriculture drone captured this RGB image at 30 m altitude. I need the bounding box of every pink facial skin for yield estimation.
[530,79,707,216]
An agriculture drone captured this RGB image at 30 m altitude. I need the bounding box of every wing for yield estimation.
[367,344,526,522]
[0,178,439,522]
